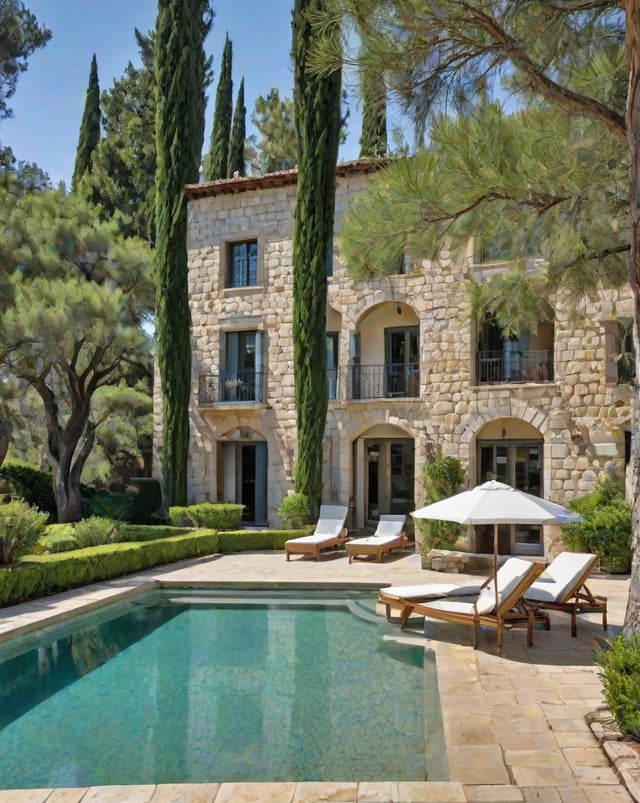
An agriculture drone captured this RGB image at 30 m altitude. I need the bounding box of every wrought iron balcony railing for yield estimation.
[476,349,554,384]
[347,363,420,400]
[198,370,264,404]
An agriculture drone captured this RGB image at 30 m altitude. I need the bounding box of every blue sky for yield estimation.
[1,0,367,186]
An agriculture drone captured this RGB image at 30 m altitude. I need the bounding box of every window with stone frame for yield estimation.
[227,240,258,288]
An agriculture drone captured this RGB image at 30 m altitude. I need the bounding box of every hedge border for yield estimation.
[0,528,305,608]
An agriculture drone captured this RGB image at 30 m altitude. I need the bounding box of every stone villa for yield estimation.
[164,159,633,559]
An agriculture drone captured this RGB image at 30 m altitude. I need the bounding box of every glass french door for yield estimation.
[221,441,267,524]
[384,328,419,397]
[477,441,543,555]
[365,439,414,523]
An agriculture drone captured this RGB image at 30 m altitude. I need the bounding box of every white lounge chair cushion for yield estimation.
[374,520,405,537]
[474,557,536,614]
[380,582,481,601]
[421,599,477,616]
[349,534,402,548]
[524,552,595,603]
[313,519,346,538]
[285,532,342,546]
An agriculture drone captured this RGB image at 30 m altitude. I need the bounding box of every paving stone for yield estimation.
[291,782,357,802]
[150,783,220,802]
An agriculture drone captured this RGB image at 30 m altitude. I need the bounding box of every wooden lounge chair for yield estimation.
[379,579,482,628]
[523,551,607,637]
[345,515,407,563]
[410,558,548,655]
[284,505,349,561]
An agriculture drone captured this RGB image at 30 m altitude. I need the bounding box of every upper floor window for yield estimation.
[228,240,258,288]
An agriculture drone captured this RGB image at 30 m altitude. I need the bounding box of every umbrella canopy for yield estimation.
[412,480,583,527]
[412,480,583,608]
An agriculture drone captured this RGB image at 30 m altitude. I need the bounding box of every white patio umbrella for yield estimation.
[412,480,583,607]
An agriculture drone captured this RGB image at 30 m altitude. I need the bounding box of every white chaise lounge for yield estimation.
[345,515,407,563]
[284,505,349,561]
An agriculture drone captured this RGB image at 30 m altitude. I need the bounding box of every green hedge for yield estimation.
[169,503,244,529]
[0,530,219,606]
[217,529,299,551]
[118,524,192,542]
[0,527,306,607]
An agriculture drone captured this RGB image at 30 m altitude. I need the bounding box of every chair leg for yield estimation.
[400,606,411,630]
[527,609,534,647]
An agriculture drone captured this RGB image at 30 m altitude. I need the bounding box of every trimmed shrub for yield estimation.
[562,479,631,573]
[0,462,56,520]
[169,503,244,529]
[168,506,194,527]
[596,633,640,741]
[73,516,123,548]
[217,529,301,552]
[0,530,221,606]
[188,503,244,529]
[118,525,192,542]
[0,500,49,564]
[277,493,311,529]
[35,524,79,554]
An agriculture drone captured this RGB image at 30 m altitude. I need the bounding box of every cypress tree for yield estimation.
[227,77,246,177]
[71,53,101,191]
[359,61,387,158]
[291,0,342,519]
[204,33,233,180]
[155,0,212,507]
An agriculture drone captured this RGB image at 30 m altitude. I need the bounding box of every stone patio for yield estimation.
[0,548,638,803]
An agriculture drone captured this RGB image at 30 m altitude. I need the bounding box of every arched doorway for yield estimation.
[475,418,544,556]
[353,424,415,528]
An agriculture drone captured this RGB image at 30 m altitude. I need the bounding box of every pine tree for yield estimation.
[72,54,101,191]
[359,61,387,158]
[227,77,246,177]
[204,33,233,180]
[291,0,342,519]
[155,0,212,507]
[248,89,297,174]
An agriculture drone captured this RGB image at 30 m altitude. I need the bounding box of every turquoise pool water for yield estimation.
[0,589,447,788]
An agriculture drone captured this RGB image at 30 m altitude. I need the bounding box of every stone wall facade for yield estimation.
[152,162,632,558]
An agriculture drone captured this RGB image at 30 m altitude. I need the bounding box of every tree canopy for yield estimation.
[0,0,51,120]
[0,188,153,521]
[155,0,213,508]
[227,76,246,177]
[71,53,101,192]
[314,0,640,627]
[292,0,342,517]
[247,88,297,174]
[204,32,233,180]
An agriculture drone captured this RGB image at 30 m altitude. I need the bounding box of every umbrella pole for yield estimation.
[493,522,499,610]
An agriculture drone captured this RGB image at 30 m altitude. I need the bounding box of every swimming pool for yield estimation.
[0,588,447,788]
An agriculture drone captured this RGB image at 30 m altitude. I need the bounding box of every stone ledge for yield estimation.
[422,549,496,574]
[587,708,640,802]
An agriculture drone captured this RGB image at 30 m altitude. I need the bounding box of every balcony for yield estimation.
[347,363,419,400]
[476,349,554,384]
[198,370,264,404]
